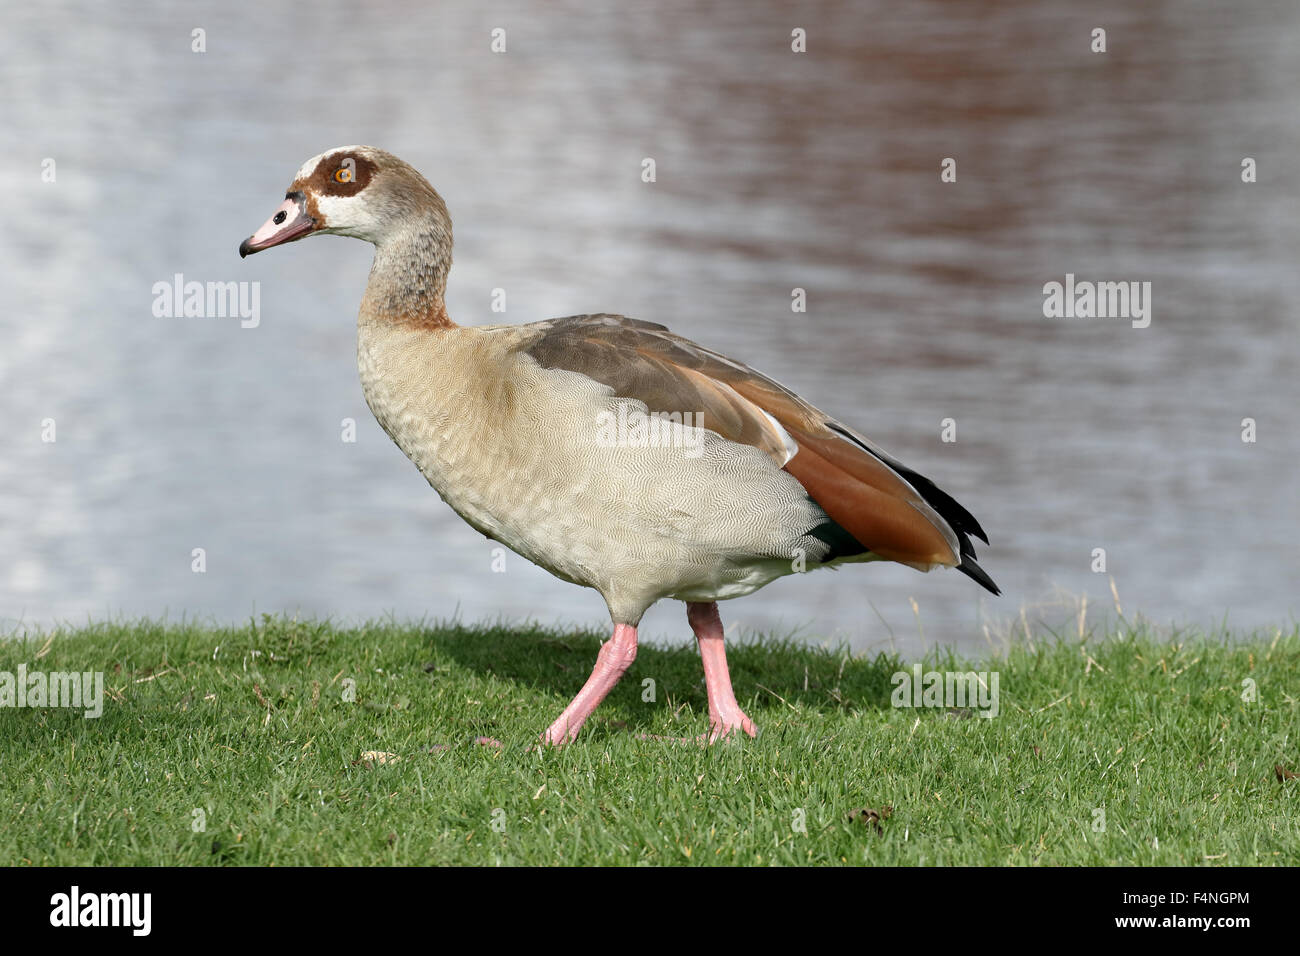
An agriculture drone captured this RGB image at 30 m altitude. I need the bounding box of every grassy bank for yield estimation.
[0,616,1296,865]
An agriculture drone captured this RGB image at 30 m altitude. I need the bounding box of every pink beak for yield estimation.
[239,194,316,257]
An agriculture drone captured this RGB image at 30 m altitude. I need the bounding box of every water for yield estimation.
[2,0,1297,655]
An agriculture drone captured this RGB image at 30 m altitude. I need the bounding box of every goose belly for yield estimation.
[357,332,827,619]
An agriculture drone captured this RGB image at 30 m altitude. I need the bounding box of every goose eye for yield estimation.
[334,167,353,183]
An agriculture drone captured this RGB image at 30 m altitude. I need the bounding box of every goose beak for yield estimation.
[239,194,316,258]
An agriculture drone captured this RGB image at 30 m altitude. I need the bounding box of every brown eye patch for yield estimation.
[303,153,377,197]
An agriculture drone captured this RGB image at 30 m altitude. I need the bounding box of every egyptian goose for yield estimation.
[239,146,997,745]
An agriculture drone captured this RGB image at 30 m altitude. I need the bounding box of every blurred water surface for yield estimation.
[2,1,1297,654]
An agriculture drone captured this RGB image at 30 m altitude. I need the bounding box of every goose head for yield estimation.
[238,145,450,257]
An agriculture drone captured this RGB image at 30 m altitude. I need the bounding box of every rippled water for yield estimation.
[2,1,1297,654]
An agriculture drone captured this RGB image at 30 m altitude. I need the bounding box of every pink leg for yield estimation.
[688,602,757,742]
[541,623,637,745]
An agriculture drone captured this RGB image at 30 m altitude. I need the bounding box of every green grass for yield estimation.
[0,615,1296,865]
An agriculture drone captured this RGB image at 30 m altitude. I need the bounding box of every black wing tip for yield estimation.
[957,556,1001,596]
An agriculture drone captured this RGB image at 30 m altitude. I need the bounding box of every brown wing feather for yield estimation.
[523,315,794,463]
[780,425,957,568]
[520,314,972,571]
